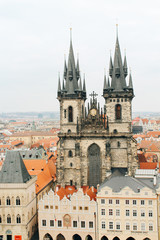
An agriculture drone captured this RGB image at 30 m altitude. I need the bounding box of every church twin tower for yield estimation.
[57,33,138,188]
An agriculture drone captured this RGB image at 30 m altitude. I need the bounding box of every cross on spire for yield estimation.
[89,91,98,102]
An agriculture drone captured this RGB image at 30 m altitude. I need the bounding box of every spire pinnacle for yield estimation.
[70,27,72,42]
[58,73,61,92]
[116,23,118,39]
[129,71,133,89]
[103,71,107,90]
[83,74,86,92]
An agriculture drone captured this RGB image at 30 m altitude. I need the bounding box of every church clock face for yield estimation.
[90,108,97,116]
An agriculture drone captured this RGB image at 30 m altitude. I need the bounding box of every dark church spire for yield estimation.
[58,29,86,100]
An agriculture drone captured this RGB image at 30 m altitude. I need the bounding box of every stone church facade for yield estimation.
[56,35,138,188]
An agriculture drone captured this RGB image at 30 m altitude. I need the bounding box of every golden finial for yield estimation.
[70,27,72,41]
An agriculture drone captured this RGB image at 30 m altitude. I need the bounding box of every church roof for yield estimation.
[0,151,31,183]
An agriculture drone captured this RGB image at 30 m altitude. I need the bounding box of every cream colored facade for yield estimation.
[10,132,57,148]
[97,184,158,240]
[0,176,37,240]
[38,188,96,240]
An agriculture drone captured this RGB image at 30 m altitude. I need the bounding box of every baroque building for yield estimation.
[57,34,138,188]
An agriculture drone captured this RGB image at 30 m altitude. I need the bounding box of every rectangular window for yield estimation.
[42,220,46,226]
[84,207,88,210]
[50,220,54,227]
[141,210,145,217]
[149,210,153,217]
[116,209,120,216]
[116,222,120,230]
[133,223,137,231]
[133,210,137,217]
[81,221,85,228]
[58,220,62,227]
[79,206,82,210]
[89,221,93,228]
[101,209,105,215]
[73,221,77,228]
[149,223,153,231]
[102,221,105,229]
[148,200,152,205]
[141,200,145,205]
[101,199,105,204]
[133,200,137,205]
[55,206,58,209]
[126,200,129,205]
[109,209,113,215]
[73,206,76,210]
[126,210,130,216]
[109,199,112,204]
[109,221,113,230]
[126,223,130,230]
[0,236,3,240]
[141,223,145,231]
[116,199,119,204]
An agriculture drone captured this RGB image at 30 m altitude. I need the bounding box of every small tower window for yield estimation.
[70,162,73,167]
[82,105,84,116]
[68,129,71,133]
[0,215,2,223]
[117,141,121,147]
[64,109,67,118]
[115,104,121,120]
[68,106,73,122]
[68,150,73,158]
[70,180,73,186]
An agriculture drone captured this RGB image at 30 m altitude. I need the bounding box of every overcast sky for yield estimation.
[0,0,160,113]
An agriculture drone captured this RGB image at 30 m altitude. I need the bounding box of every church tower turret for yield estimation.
[57,32,86,134]
[103,32,134,134]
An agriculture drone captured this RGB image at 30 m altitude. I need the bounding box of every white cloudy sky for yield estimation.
[0,0,160,112]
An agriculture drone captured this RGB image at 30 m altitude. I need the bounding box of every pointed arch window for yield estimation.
[7,214,11,223]
[68,106,73,122]
[16,214,21,224]
[115,104,121,120]
[6,197,11,206]
[16,197,20,205]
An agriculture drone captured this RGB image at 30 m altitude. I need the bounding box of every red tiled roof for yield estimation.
[140,162,159,170]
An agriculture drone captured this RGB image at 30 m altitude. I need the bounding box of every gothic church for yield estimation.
[57,33,138,188]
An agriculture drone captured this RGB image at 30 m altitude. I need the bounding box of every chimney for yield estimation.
[153,175,157,186]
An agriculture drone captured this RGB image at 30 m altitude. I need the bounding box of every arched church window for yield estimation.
[64,109,66,118]
[115,104,121,120]
[70,162,73,167]
[68,150,73,157]
[68,106,73,122]
[68,129,71,133]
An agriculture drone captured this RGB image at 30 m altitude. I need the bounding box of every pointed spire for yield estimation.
[123,51,128,77]
[107,76,110,87]
[63,55,67,79]
[103,72,107,90]
[76,54,80,80]
[79,76,82,91]
[109,52,113,77]
[110,26,127,90]
[129,72,133,89]
[83,74,86,92]
[58,73,61,92]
